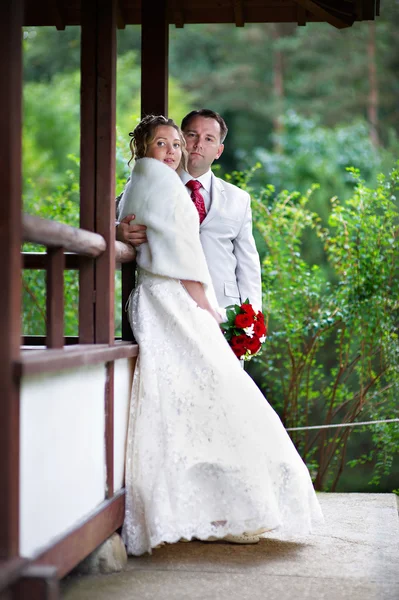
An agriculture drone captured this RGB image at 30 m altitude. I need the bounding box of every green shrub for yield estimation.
[251,164,399,490]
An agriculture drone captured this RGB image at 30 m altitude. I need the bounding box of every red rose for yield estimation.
[230,334,250,358]
[231,334,248,349]
[241,303,256,318]
[256,310,265,322]
[246,335,262,355]
[254,319,267,338]
[235,313,253,328]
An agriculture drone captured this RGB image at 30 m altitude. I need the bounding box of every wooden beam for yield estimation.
[317,1,353,18]
[11,565,59,600]
[116,0,126,29]
[46,247,65,349]
[292,0,354,29]
[141,0,169,116]
[34,492,125,579]
[21,1,380,27]
[297,5,307,25]
[22,336,79,346]
[171,0,184,28]
[16,342,138,377]
[233,0,245,27]
[22,244,135,271]
[23,252,82,270]
[52,0,66,31]
[0,0,23,560]
[362,0,378,19]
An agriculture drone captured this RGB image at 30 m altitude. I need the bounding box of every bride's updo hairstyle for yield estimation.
[128,114,187,170]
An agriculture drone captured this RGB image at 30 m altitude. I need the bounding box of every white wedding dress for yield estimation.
[119,159,323,556]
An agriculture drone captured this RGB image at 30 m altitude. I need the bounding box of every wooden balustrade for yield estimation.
[22,213,136,348]
[22,246,136,270]
[46,247,65,349]
[1,0,135,594]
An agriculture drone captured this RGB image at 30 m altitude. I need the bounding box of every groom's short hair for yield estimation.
[181,109,228,143]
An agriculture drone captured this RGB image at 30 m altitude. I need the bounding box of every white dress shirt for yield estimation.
[178,166,262,309]
[180,169,212,212]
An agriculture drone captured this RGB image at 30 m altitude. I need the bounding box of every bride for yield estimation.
[119,115,323,556]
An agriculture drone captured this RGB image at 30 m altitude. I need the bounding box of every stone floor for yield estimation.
[61,493,399,600]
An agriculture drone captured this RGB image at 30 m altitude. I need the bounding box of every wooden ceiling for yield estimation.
[24,1,381,30]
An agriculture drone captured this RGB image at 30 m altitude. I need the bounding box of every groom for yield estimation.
[116,109,262,310]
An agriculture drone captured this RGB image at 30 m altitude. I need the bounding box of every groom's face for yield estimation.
[183,116,224,178]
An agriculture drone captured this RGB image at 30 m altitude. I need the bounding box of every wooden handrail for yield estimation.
[22,215,136,347]
[23,252,81,270]
[23,214,106,257]
[16,342,138,376]
[22,244,136,269]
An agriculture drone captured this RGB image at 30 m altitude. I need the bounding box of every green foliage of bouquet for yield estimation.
[221,300,267,361]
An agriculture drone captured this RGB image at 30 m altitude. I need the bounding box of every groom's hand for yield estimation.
[116,214,148,247]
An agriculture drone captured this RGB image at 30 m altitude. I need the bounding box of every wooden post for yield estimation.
[80,0,117,345]
[46,247,65,349]
[80,0,117,510]
[120,0,170,338]
[12,565,59,600]
[80,0,97,344]
[141,0,169,117]
[0,0,23,560]
[95,0,117,345]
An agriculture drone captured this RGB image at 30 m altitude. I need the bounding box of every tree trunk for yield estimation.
[367,21,379,147]
[272,25,284,153]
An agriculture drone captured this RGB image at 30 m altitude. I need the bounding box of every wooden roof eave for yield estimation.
[23,0,381,30]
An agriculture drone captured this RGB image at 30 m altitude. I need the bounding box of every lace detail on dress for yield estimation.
[122,269,323,556]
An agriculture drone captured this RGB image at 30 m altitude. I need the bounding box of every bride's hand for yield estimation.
[209,308,223,324]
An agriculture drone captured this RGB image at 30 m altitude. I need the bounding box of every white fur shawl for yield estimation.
[118,158,217,306]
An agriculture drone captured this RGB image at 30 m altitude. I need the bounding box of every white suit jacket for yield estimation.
[116,169,262,311]
[195,171,262,310]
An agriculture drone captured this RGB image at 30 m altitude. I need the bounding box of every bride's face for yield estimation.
[146,125,182,171]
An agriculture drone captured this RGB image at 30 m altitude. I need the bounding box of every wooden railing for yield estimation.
[1,213,138,596]
[1,2,131,596]
[22,213,136,349]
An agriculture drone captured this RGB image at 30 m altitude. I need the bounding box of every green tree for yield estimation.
[169,3,399,171]
[249,111,399,214]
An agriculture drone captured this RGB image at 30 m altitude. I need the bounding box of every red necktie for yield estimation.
[186,180,207,224]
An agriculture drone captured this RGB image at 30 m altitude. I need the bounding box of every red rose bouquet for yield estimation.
[221,299,267,361]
